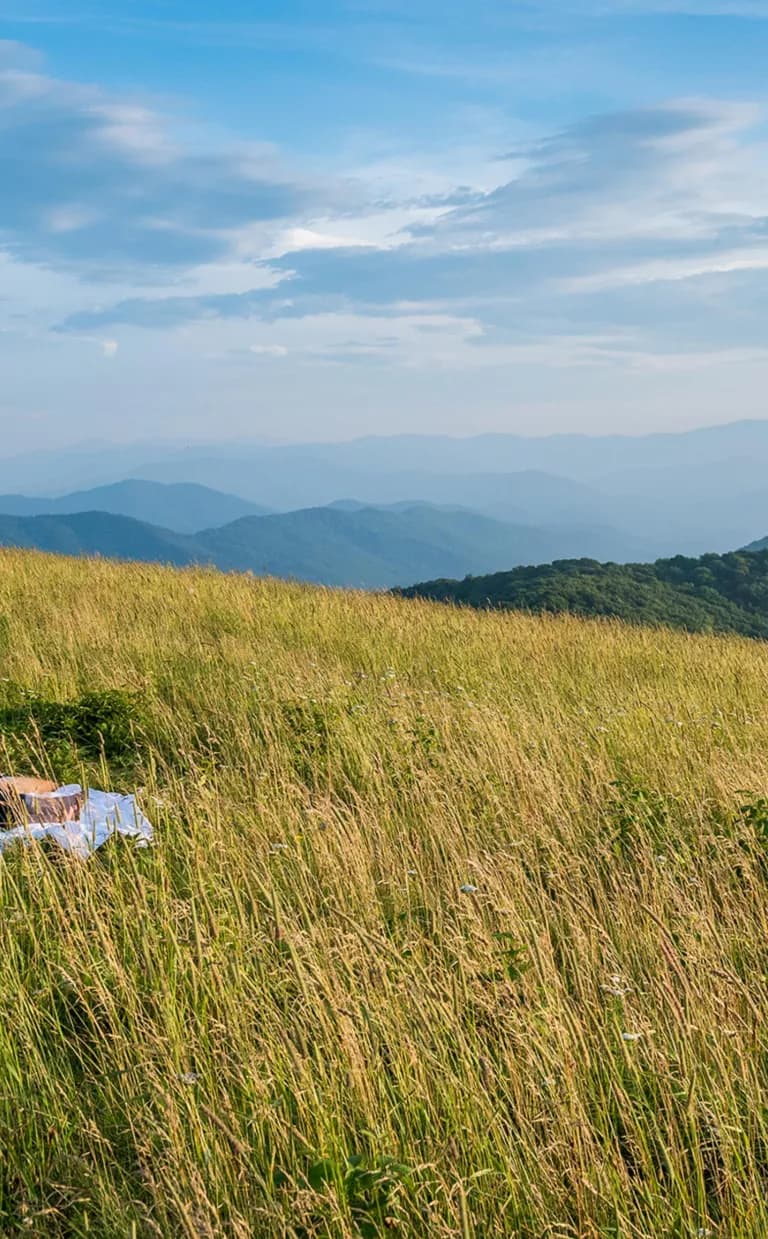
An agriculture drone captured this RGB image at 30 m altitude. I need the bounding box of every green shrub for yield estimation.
[0,686,146,780]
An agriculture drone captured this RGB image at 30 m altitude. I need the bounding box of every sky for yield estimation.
[2,1,768,450]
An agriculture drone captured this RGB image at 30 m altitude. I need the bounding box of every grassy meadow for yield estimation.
[2,549,768,1237]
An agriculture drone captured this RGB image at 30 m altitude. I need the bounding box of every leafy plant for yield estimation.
[0,686,146,779]
[307,1153,413,1237]
[609,776,672,858]
[493,932,531,982]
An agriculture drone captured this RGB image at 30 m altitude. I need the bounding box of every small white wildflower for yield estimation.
[270,842,289,852]
[460,884,478,894]
[656,854,667,864]
[406,869,418,876]
[601,974,632,997]
[621,1031,643,1042]
[180,1072,199,1085]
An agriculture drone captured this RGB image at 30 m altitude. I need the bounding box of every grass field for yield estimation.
[2,549,768,1237]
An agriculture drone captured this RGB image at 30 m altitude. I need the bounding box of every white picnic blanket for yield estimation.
[0,786,153,858]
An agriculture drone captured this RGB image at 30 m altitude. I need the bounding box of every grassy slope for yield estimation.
[2,550,768,1236]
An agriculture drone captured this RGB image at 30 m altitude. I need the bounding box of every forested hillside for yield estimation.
[0,504,647,589]
[398,550,768,637]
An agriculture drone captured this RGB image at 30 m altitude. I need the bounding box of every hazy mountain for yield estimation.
[132,456,603,525]
[4,420,768,562]
[6,419,768,495]
[196,505,647,588]
[0,504,655,590]
[590,457,768,553]
[274,420,768,482]
[0,512,197,565]
[397,550,768,640]
[0,480,269,534]
[6,468,762,557]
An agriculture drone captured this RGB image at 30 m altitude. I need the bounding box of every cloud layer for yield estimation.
[0,42,317,275]
[3,19,768,447]
[55,95,768,368]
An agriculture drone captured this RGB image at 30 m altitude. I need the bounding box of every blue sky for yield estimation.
[2,1,768,449]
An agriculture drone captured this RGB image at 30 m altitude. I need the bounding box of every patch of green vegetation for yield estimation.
[305,1153,415,1238]
[0,686,147,781]
[397,549,768,639]
[609,776,674,859]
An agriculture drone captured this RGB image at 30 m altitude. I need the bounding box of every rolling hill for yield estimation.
[397,550,768,638]
[0,511,198,565]
[6,421,768,559]
[196,504,653,588]
[0,479,268,533]
[0,504,655,589]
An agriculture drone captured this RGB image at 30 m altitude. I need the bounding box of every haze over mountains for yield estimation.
[0,506,653,590]
[2,420,768,586]
[12,419,768,493]
[0,481,269,534]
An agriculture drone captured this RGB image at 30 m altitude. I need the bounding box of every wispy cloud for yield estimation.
[0,43,323,276]
[597,2,768,13]
[526,0,768,14]
[51,95,768,372]
[5,18,768,445]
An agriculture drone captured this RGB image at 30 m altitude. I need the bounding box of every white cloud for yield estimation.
[248,343,288,356]
[0,42,318,275]
[45,204,102,234]
[274,225,390,253]
[90,102,176,165]
[6,30,768,443]
[562,246,768,291]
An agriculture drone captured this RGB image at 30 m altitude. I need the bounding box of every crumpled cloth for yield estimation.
[0,786,153,858]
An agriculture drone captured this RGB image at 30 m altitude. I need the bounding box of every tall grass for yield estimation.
[1,549,768,1236]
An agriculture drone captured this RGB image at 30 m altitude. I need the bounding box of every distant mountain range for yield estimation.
[743,534,768,552]
[0,511,196,565]
[0,480,269,534]
[396,551,768,639]
[0,504,655,590]
[10,418,768,489]
[5,419,768,558]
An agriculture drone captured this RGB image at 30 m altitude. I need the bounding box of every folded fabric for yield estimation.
[0,785,153,858]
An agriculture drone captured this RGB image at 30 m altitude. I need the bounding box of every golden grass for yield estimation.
[0,548,768,1237]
